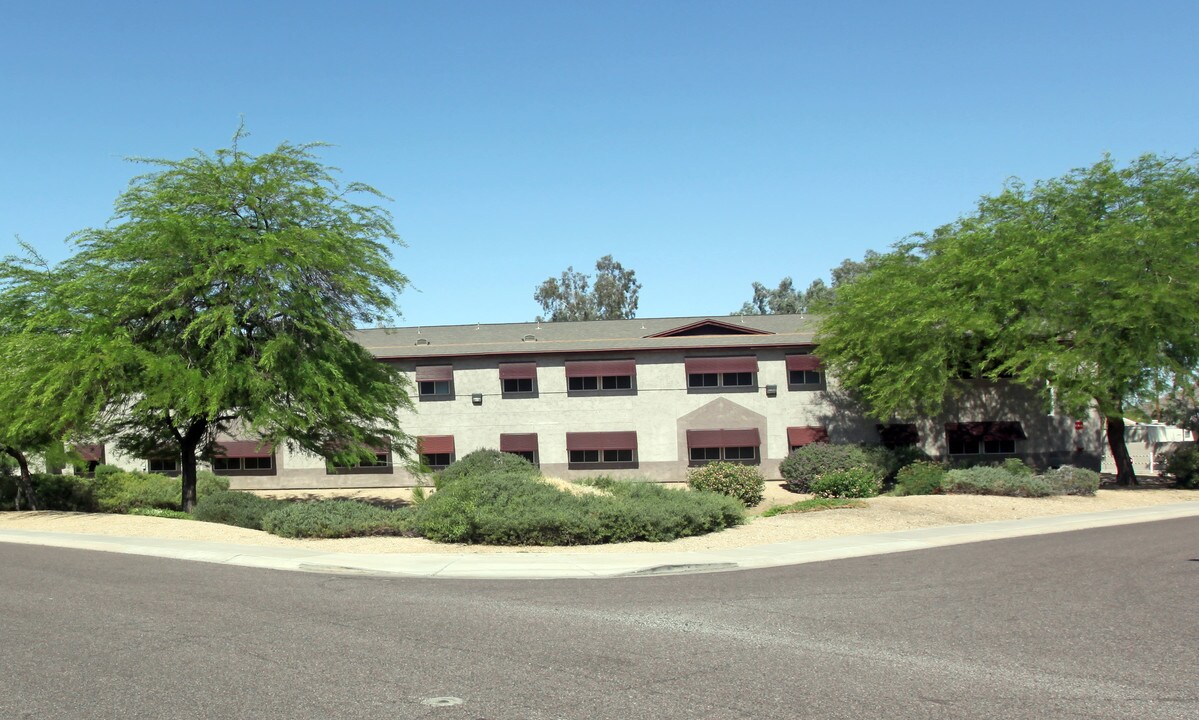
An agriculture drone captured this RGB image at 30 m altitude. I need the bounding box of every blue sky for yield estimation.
[2,1,1195,327]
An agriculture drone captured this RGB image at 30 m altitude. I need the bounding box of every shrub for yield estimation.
[193,491,289,530]
[760,497,866,517]
[1160,444,1199,489]
[0,473,97,511]
[89,471,182,513]
[196,471,230,498]
[1045,465,1101,496]
[780,443,878,493]
[687,461,765,506]
[1000,458,1035,476]
[942,466,1054,497]
[862,444,932,487]
[411,472,743,545]
[809,467,883,499]
[435,449,539,488]
[893,461,946,496]
[93,464,122,479]
[262,500,412,539]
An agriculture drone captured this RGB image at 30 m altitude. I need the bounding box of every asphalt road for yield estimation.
[1,518,1196,720]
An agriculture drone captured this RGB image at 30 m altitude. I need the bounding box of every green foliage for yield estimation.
[411,472,743,545]
[941,466,1055,498]
[686,461,766,506]
[91,472,183,513]
[734,254,879,315]
[779,443,877,493]
[193,490,289,530]
[816,155,1199,485]
[9,126,415,511]
[1160,444,1199,489]
[93,464,121,479]
[534,255,641,321]
[809,467,883,499]
[0,472,96,511]
[196,471,230,497]
[893,461,946,496]
[261,500,412,539]
[435,449,539,488]
[861,444,932,487]
[1000,458,1035,476]
[760,497,866,517]
[1045,466,1101,496]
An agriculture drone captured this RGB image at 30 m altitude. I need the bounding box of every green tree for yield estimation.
[0,245,104,509]
[735,253,878,315]
[34,128,414,511]
[816,154,1199,485]
[534,255,641,321]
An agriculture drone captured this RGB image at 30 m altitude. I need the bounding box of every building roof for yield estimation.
[351,314,817,361]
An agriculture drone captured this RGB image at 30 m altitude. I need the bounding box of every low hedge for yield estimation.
[261,500,413,539]
[193,491,290,530]
[892,461,946,496]
[780,443,879,493]
[809,467,883,499]
[941,466,1055,497]
[410,472,743,545]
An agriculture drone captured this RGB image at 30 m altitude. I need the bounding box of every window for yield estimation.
[211,441,277,475]
[565,360,636,395]
[566,431,638,469]
[328,448,393,474]
[500,433,539,466]
[786,353,823,390]
[416,365,454,400]
[787,426,829,453]
[148,458,179,474]
[418,435,455,470]
[73,444,105,476]
[499,362,537,397]
[687,429,761,466]
[877,424,919,449]
[945,422,1026,455]
[684,357,758,391]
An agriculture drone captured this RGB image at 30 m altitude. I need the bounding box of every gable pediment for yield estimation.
[646,318,773,338]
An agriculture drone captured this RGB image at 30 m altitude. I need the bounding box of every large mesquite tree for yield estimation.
[817,154,1199,484]
[32,128,414,511]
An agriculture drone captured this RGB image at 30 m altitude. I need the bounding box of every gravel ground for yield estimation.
[1,482,1195,555]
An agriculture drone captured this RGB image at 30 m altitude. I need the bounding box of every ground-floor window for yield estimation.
[566,431,639,469]
[945,422,1025,456]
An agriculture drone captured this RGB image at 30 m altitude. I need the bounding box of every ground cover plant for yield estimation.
[760,497,866,517]
[193,490,292,530]
[261,500,411,539]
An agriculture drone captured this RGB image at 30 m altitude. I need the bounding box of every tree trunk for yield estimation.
[3,447,41,511]
[178,421,207,513]
[1106,416,1138,486]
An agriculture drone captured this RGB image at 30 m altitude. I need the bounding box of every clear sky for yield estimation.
[2,1,1195,327]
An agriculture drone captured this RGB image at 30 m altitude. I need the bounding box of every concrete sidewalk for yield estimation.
[3,501,1198,579]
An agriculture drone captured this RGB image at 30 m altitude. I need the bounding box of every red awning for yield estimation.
[686,428,761,448]
[415,365,453,382]
[787,426,829,446]
[786,354,823,372]
[566,431,638,451]
[419,435,455,454]
[498,362,537,380]
[73,444,105,462]
[499,433,539,453]
[564,360,636,378]
[945,422,1027,441]
[214,441,275,458]
[684,356,759,374]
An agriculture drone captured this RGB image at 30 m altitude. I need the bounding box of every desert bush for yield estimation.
[261,500,412,539]
[1160,444,1199,489]
[780,443,878,493]
[1045,466,1101,496]
[942,466,1054,497]
[196,471,230,497]
[893,461,946,496]
[411,472,743,545]
[687,461,765,506]
[0,472,97,511]
[1000,458,1035,476]
[193,491,289,530]
[435,449,539,488]
[90,471,181,513]
[93,464,122,479]
[809,467,883,499]
[862,444,932,486]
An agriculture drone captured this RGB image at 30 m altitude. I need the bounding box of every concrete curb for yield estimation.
[2,501,1198,579]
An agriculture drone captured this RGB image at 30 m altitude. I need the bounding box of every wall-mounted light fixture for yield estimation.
[765,384,777,398]
[471,393,483,406]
